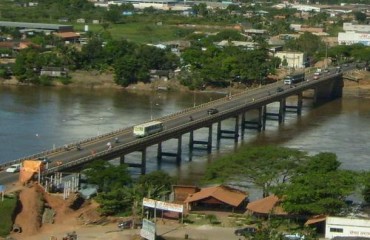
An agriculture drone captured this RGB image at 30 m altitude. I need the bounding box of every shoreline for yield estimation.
[1,71,369,97]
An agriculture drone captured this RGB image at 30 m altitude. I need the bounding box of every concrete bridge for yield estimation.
[0,70,345,185]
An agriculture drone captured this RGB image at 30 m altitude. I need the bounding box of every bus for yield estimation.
[133,121,164,137]
[283,73,305,85]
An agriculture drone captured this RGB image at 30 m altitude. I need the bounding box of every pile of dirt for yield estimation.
[9,184,104,239]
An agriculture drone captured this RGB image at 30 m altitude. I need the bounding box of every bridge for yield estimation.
[0,67,349,185]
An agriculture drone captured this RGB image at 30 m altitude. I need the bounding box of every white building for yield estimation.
[325,217,370,239]
[275,51,306,69]
[291,4,320,12]
[343,22,370,33]
[338,32,370,46]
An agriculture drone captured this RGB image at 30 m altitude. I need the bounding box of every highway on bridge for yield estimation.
[0,64,358,186]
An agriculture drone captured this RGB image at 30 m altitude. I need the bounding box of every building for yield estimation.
[275,51,306,69]
[184,185,248,212]
[338,32,370,46]
[246,195,287,217]
[343,23,370,33]
[325,217,370,239]
[338,23,370,46]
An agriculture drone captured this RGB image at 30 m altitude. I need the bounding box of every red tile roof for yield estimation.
[305,215,326,225]
[184,185,248,207]
[54,32,80,39]
[246,195,287,215]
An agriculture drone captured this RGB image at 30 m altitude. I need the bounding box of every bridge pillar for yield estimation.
[264,102,284,125]
[119,155,125,165]
[279,98,286,123]
[284,93,303,115]
[262,105,267,130]
[141,149,146,175]
[242,107,263,134]
[216,117,239,149]
[207,125,213,153]
[189,131,194,162]
[189,125,213,159]
[313,75,343,103]
[124,149,147,174]
[157,137,182,166]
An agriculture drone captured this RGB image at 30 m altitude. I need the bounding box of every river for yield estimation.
[0,85,369,194]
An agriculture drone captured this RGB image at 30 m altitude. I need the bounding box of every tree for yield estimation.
[277,153,357,215]
[354,11,367,23]
[84,160,131,192]
[203,146,308,197]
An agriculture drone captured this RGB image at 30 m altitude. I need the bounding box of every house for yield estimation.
[53,31,80,44]
[246,195,287,217]
[171,185,199,203]
[184,185,248,212]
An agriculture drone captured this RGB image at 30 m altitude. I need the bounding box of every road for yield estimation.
[0,64,358,186]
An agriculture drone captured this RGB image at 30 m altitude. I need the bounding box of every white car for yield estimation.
[6,164,21,173]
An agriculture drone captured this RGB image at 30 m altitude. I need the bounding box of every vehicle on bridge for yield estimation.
[283,73,305,85]
[6,163,21,173]
[133,121,164,137]
[313,72,321,80]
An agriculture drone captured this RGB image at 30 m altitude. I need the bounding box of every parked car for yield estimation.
[207,108,218,115]
[6,164,21,173]
[283,233,305,240]
[234,226,257,236]
[118,220,133,230]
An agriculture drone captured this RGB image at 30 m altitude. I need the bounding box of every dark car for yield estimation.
[207,108,219,115]
[276,87,284,92]
[37,157,51,163]
[234,227,257,236]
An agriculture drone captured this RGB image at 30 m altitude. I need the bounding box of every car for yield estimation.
[6,164,21,173]
[283,233,305,240]
[234,227,257,236]
[323,68,330,73]
[37,157,51,163]
[276,87,284,92]
[207,108,218,115]
[313,72,321,80]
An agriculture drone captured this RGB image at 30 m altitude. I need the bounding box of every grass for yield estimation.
[0,194,18,237]
[73,18,231,44]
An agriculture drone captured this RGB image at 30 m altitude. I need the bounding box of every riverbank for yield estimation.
[1,70,370,97]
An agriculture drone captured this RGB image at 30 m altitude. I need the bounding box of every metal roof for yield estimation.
[0,21,73,32]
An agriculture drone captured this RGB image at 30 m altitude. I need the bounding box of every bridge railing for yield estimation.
[40,73,345,175]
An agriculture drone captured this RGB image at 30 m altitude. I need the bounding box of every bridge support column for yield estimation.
[189,131,193,162]
[262,106,267,130]
[119,155,125,165]
[141,149,146,175]
[278,98,286,123]
[242,107,263,134]
[157,137,182,166]
[189,126,213,159]
[207,125,213,153]
[264,103,283,125]
[125,149,147,175]
[285,93,303,115]
[216,117,239,149]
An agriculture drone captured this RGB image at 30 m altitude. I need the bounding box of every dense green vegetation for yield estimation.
[1,0,370,88]
[83,160,175,215]
[203,146,366,216]
[0,195,17,237]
